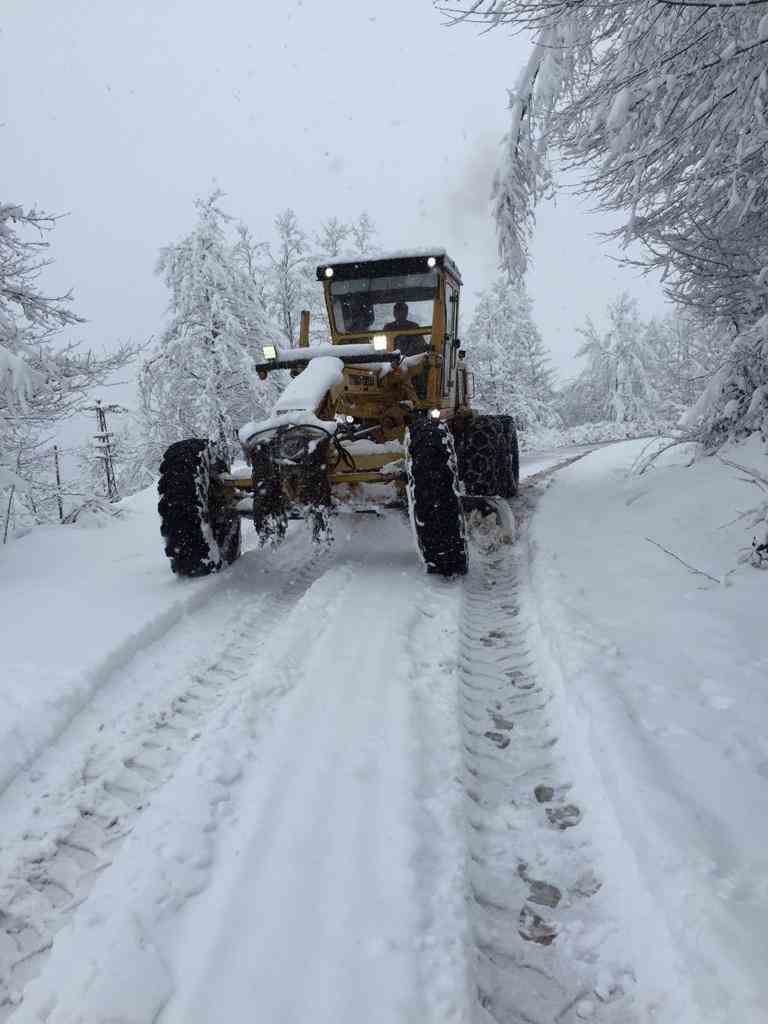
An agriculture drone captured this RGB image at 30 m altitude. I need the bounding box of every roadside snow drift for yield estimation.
[529,436,768,1022]
[0,488,235,797]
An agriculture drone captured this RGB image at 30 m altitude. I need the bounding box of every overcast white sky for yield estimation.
[3,0,667,395]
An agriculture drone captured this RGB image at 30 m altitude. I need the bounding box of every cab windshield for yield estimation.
[330,270,437,336]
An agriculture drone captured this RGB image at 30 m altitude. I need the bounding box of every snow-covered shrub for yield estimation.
[683,316,768,448]
[62,497,125,528]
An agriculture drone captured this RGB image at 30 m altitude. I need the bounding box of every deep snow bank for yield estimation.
[529,436,768,1023]
[0,487,228,796]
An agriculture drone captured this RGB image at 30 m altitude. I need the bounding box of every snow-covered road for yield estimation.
[1,439,766,1023]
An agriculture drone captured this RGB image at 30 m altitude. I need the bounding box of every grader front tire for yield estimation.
[406,419,468,577]
[158,439,241,577]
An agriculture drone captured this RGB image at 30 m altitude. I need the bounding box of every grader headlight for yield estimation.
[263,345,277,361]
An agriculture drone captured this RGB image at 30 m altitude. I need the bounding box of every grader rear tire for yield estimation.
[406,419,468,577]
[498,415,520,498]
[458,415,506,497]
[158,439,241,577]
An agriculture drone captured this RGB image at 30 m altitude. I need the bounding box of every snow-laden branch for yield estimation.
[0,343,44,409]
[447,0,768,444]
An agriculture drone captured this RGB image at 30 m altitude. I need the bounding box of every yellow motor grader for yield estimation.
[158,250,519,578]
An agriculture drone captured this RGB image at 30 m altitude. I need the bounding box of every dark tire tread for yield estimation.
[458,414,519,498]
[157,439,241,577]
[407,419,468,577]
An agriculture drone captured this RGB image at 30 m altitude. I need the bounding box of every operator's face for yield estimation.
[394,303,408,323]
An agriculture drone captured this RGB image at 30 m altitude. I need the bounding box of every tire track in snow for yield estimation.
[0,539,334,1021]
[461,484,641,1023]
[158,519,470,1024]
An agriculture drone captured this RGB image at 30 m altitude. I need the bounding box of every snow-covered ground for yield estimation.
[1,439,766,1023]
[519,442,600,480]
[528,437,768,1021]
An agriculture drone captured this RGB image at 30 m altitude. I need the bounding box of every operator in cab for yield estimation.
[383,301,429,358]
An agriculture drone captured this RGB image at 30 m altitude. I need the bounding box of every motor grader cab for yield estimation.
[157,250,519,579]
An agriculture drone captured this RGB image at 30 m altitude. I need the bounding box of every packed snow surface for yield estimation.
[1,438,766,1023]
[0,487,225,796]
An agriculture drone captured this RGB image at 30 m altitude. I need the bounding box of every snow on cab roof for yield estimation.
[321,247,446,266]
[316,248,462,284]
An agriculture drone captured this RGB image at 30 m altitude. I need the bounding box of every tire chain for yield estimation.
[406,419,468,577]
[158,440,240,577]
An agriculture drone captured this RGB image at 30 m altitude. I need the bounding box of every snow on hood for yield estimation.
[239,356,343,448]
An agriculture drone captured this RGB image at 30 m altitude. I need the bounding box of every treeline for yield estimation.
[466,278,729,443]
[0,190,377,536]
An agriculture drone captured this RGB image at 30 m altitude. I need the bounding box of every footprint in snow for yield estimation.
[545,804,582,830]
[518,904,557,946]
[484,730,510,750]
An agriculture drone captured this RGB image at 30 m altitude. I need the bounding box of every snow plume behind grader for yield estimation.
[158,250,519,578]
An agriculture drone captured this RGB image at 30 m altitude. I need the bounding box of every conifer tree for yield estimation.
[139,190,277,468]
[566,294,659,427]
[466,277,559,428]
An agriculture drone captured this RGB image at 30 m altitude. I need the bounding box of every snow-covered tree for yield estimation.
[268,209,318,347]
[645,313,731,423]
[268,209,378,347]
[445,0,768,443]
[466,277,559,428]
[564,294,659,427]
[139,190,279,469]
[1,202,135,525]
[315,217,350,258]
[683,316,768,447]
[348,212,377,255]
